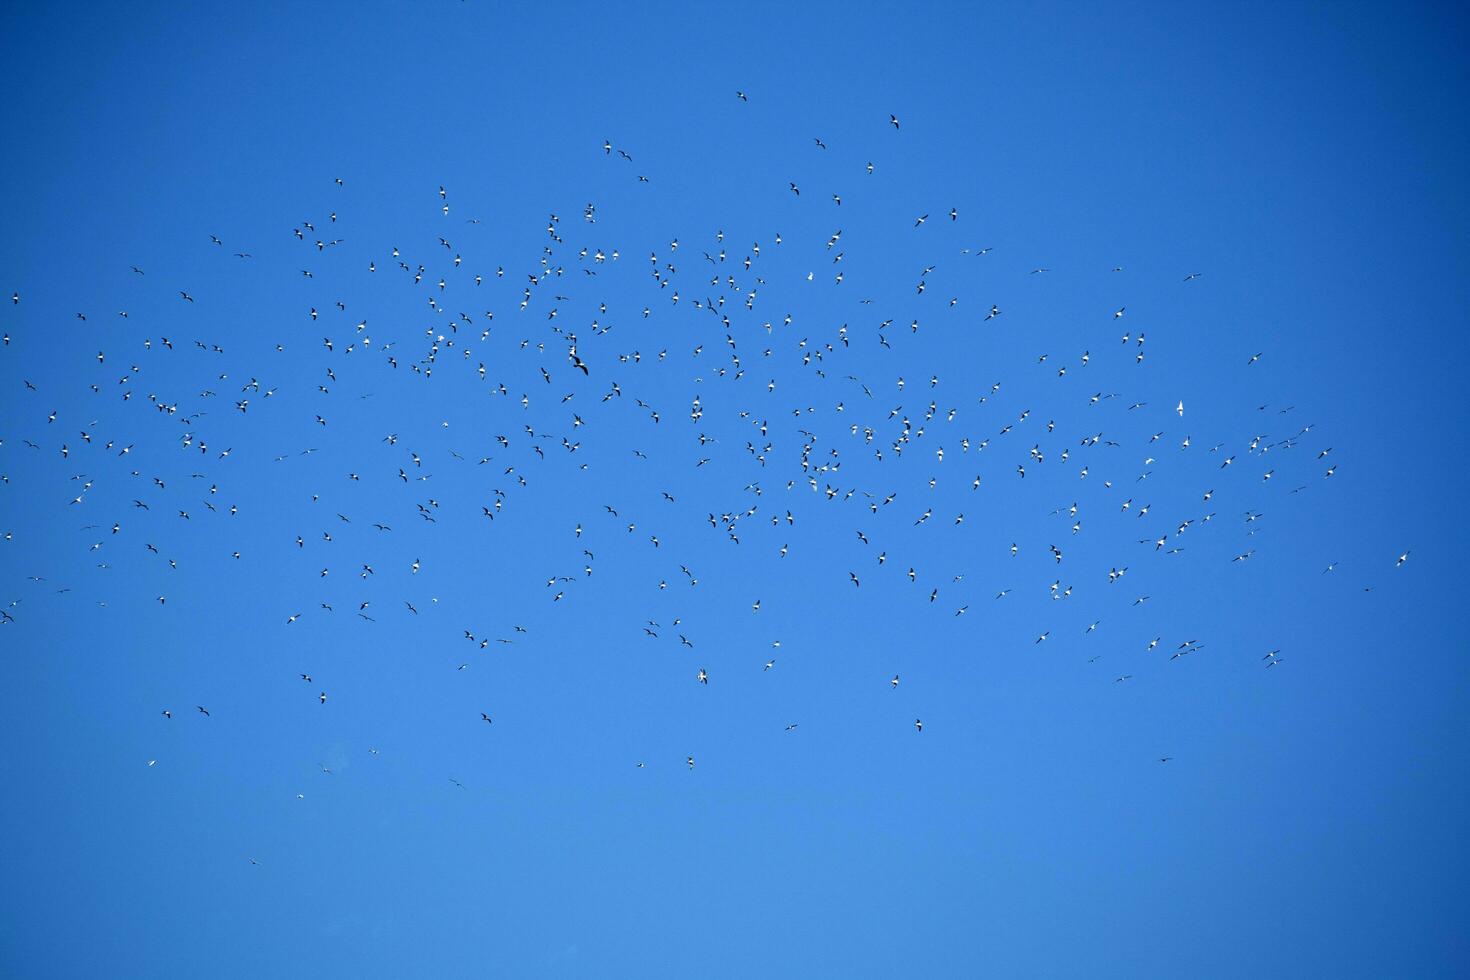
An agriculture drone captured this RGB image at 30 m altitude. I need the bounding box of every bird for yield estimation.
[0,97,1379,878]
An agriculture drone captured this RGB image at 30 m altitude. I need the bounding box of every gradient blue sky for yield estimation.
[1,2,1467,977]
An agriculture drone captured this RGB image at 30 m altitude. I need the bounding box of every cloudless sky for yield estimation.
[1,2,1467,977]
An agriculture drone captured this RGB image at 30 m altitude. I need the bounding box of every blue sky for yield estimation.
[1,2,1467,977]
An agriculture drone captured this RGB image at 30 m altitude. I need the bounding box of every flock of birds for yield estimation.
[2,99,1412,829]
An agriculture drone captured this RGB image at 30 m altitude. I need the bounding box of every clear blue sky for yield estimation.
[1,2,1467,977]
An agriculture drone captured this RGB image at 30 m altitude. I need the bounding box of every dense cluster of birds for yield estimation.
[2,98,1411,829]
